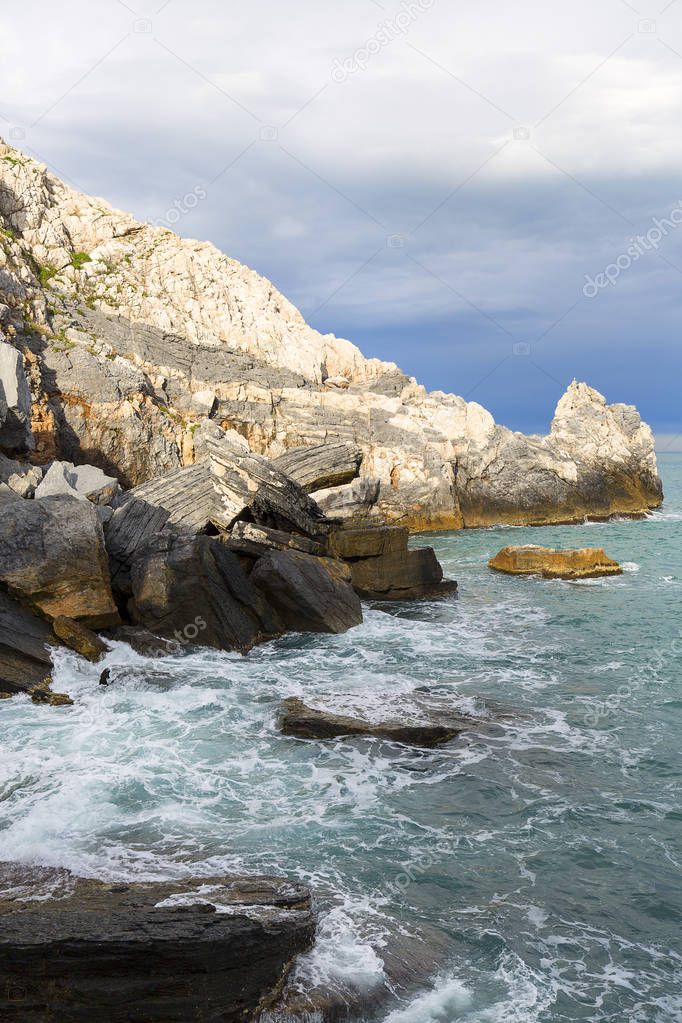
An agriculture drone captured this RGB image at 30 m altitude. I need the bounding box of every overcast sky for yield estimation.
[2,0,681,435]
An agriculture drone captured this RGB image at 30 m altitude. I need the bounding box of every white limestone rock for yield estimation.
[0,138,663,529]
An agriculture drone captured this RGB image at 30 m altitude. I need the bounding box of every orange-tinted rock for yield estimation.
[489,545,623,580]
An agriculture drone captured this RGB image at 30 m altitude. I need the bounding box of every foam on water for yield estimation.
[1,458,682,1021]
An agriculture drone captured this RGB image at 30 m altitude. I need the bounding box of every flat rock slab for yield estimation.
[279,697,470,747]
[489,544,623,579]
[0,863,315,1023]
[226,521,325,558]
[272,442,363,493]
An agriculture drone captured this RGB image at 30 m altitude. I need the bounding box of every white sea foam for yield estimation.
[380,976,472,1021]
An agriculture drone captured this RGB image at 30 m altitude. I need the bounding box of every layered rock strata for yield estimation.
[0,863,315,1023]
[0,140,663,531]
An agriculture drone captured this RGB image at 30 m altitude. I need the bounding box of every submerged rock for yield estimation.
[0,489,120,627]
[489,544,623,579]
[0,863,315,1023]
[251,551,363,634]
[279,697,470,746]
[102,625,180,657]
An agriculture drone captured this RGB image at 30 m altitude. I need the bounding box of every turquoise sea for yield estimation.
[1,455,681,1022]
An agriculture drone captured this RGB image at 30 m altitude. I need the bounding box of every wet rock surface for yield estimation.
[279,697,472,747]
[0,862,315,1023]
[52,615,109,662]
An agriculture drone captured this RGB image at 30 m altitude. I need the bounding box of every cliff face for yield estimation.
[0,140,662,529]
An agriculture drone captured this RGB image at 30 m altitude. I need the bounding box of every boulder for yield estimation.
[207,436,327,537]
[0,863,315,1023]
[0,341,33,453]
[328,525,457,600]
[251,550,363,634]
[0,489,120,627]
[52,616,109,662]
[34,460,120,504]
[488,544,623,579]
[130,532,282,653]
[279,697,470,746]
[272,442,363,493]
[0,452,42,498]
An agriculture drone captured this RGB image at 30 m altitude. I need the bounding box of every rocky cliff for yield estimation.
[0,139,662,529]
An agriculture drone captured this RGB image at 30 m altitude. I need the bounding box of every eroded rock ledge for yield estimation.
[0,863,315,1023]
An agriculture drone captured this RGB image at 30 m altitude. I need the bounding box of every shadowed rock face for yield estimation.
[0,590,54,696]
[129,531,283,653]
[0,863,315,1023]
[489,544,623,579]
[0,140,663,531]
[251,550,363,634]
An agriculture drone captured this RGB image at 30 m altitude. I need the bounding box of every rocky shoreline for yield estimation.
[0,137,666,1021]
[0,138,663,533]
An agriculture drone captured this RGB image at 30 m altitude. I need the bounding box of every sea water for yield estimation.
[1,455,681,1022]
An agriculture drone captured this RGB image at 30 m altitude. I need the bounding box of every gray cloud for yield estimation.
[1,0,681,431]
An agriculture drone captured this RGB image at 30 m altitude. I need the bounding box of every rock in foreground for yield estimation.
[489,545,623,579]
[0,863,315,1023]
[279,697,471,746]
[0,489,119,627]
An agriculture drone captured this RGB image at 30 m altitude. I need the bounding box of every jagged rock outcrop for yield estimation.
[129,532,282,652]
[0,139,663,529]
[0,863,315,1023]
